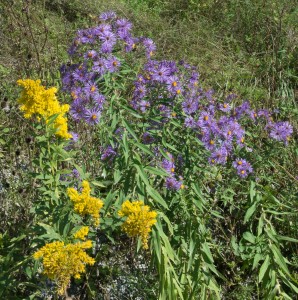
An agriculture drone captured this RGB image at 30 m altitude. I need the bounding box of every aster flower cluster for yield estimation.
[17,79,72,139]
[60,11,157,125]
[67,180,104,226]
[61,11,294,179]
[118,200,157,249]
[33,240,95,295]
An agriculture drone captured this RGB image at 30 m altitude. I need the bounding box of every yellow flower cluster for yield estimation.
[17,79,72,139]
[73,226,89,240]
[118,200,157,249]
[33,240,95,295]
[67,181,104,226]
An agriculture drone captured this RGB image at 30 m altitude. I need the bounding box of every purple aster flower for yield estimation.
[139,100,150,112]
[208,146,228,165]
[197,111,213,129]
[84,50,98,60]
[70,100,87,121]
[77,29,95,44]
[105,56,121,72]
[99,31,117,53]
[219,103,231,113]
[92,57,107,76]
[83,81,98,98]
[116,19,132,37]
[234,101,251,119]
[123,37,138,52]
[69,132,79,142]
[133,82,147,98]
[99,11,116,21]
[93,24,112,36]
[142,38,156,58]
[165,176,182,191]
[189,71,199,86]
[162,153,175,175]
[166,76,181,94]
[182,99,198,115]
[84,108,101,125]
[205,89,214,101]
[269,121,293,145]
[70,87,83,100]
[92,93,106,109]
[151,63,172,83]
[184,116,196,128]
[232,159,253,178]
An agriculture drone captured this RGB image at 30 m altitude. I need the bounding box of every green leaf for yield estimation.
[243,232,256,244]
[244,202,257,223]
[147,186,168,209]
[253,253,263,269]
[144,166,168,177]
[122,119,138,141]
[91,181,106,188]
[201,242,214,263]
[134,141,154,156]
[258,254,270,283]
[270,244,290,276]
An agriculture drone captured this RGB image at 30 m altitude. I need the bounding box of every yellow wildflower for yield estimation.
[118,200,157,249]
[17,79,72,139]
[73,226,89,240]
[33,240,95,295]
[67,181,104,226]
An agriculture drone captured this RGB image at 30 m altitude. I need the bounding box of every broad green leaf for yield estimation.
[244,202,257,223]
[270,244,290,276]
[253,253,263,269]
[243,232,256,244]
[201,242,214,263]
[258,254,270,283]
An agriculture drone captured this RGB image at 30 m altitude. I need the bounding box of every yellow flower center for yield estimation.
[92,114,97,120]
[204,116,209,121]
[172,81,177,87]
[90,86,96,92]
[176,89,181,94]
